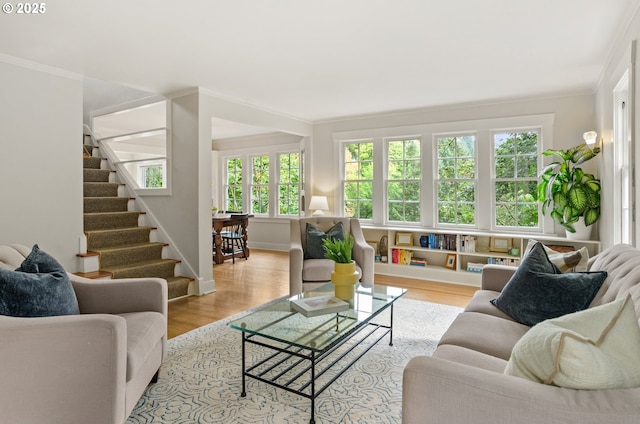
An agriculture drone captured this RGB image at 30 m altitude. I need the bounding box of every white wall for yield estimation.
[311,93,596,236]
[0,59,84,270]
[595,8,640,250]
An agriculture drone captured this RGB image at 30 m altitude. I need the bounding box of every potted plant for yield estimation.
[537,142,601,238]
[323,234,359,300]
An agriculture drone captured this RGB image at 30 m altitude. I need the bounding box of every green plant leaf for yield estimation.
[584,207,600,226]
[567,186,588,211]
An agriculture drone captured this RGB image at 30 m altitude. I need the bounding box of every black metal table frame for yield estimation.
[239,303,396,424]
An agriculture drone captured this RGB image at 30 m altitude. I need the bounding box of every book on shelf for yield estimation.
[487,257,521,266]
[392,248,413,265]
[421,233,457,251]
[290,295,350,317]
[410,258,428,267]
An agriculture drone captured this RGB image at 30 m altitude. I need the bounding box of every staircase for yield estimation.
[82,142,192,300]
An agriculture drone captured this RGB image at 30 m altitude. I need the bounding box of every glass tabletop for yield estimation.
[228,283,406,352]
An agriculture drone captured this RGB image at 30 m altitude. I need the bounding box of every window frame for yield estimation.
[277,151,301,217]
[491,128,543,233]
[342,140,375,220]
[433,132,478,229]
[385,137,422,224]
[249,154,270,216]
[333,114,555,235]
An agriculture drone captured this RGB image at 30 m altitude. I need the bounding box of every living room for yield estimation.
[2,2,640,423]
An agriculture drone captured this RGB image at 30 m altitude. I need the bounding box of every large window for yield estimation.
[387,139,421,223]
[278,152,300,216]
[344,142,373,219]
[225,157,243,212]
[436,135,476,226]
[493,131,540,228]
[250,155,270,215]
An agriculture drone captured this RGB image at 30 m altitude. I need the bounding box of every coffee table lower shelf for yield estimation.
[239,307,396,424]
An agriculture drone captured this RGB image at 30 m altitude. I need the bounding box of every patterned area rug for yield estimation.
[127,298,462,424]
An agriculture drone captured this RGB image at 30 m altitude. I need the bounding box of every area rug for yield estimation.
[127,298,462,424]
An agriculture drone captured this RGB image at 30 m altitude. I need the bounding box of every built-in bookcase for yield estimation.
[362,226,601,287]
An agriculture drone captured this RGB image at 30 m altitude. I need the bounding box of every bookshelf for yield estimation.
[362,226,601,287]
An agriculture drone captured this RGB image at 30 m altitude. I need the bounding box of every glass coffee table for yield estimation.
[228,283,406,424]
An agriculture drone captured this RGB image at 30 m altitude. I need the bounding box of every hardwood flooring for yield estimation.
[167,249,478,339]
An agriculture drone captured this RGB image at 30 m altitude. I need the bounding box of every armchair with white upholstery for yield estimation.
[289,217,375,295]
[0,244,167,424]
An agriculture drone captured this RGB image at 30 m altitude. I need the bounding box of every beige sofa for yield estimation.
[289,217,374,295]
[0,244,167,424]
[403,243,640,424]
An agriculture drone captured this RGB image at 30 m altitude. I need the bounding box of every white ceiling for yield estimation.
[2,0,639,124]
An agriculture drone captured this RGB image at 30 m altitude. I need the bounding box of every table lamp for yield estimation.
[309,196,329,216]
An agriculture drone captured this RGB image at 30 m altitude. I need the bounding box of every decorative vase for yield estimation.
[566,216,593,240]
[331,261,360,300]
[419,235,428,248]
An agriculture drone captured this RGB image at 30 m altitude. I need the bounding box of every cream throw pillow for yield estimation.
[505,295,640,389]
[524,239,589,272]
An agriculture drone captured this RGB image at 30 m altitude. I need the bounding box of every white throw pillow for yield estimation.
[524,239,589,272]
[505,295,640,389]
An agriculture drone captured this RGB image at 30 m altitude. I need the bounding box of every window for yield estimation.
[140,164,164,188]
[225,157,243,212]
[250,155,269,215]
[278,152,300,216]
[436,135,476,226]
[344,142,373,219]
[387,139,421,223]
[493,131,540,228]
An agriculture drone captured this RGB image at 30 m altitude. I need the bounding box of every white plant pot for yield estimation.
[566,217,593,240]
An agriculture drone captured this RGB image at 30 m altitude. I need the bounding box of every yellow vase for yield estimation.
[331,261,360,300]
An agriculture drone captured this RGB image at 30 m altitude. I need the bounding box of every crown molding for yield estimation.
[0,53,82,81]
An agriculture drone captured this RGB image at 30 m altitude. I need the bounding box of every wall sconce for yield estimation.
[309,196,329,216]
[583,131,597,146]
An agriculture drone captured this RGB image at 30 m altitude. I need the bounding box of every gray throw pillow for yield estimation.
[0,244,79,317]
[490,242,607,326]
[305,222,345,259]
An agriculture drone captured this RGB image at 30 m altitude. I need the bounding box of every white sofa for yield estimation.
[0,244,167,424]
[403,243,640,424]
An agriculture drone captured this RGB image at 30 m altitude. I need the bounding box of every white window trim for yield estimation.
[333,113,555,234]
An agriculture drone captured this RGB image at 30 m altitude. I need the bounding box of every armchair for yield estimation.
[0,244,167,424]
[289,217,374,295]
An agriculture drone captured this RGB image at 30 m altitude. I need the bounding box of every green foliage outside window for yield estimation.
[387,139,421,222]
[494,131,539,228]
[344,142,373,219]
[142,165,164,188]
[437,136,476,225]
[251,155,269,215]
[225,158,243,212]
[278,152,300,215]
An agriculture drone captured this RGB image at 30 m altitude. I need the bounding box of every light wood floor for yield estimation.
[167,249,478,339]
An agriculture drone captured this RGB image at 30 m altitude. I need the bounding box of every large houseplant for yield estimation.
[323,234,359,300]
[537,142,601,235]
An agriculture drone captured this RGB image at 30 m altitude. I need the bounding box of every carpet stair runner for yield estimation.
[82,143,191,300]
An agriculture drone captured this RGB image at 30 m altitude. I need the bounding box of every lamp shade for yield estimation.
[309,196,329,216]
[583,131,597,145]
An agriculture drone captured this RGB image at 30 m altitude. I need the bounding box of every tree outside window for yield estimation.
[436,135,476,225]
[344,142,374,219]
[278,152,300,215]
[140,164,164,188]
[494,131,540,228]
[387,139,421,223]
[250,155,269,215]
[225,157,243,212]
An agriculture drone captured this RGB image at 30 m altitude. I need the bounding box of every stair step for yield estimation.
[86,227,153,250]
[83,156,103,169]
[84,197,129,213]
[166,276,192,300]
[84,211,141,231]
[94,242,165,268]
[83,168,111,183]
[84,182,120,197]
[102,259,180,279]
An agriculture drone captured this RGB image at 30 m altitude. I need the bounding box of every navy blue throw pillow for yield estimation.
[0,244,79,317]
[490,242,607,326]
[305,222,345,259]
